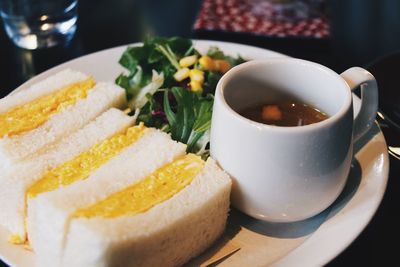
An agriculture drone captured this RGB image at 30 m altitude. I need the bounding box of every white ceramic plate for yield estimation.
[0,40,389,267]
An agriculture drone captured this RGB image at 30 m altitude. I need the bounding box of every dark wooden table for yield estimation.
[1,0,399,266]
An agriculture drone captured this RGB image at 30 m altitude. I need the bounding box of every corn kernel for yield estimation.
[179,55,198,68]
[215,60,231,73]
[190,80,203,92]
[173,67,190,82]
[8,234,24,245]
[189,69,205,83]
[199,55,216,71]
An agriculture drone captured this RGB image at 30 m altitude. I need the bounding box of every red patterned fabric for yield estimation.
[194,0,330,39]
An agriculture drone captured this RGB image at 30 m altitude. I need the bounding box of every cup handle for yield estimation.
[340,67,378,142]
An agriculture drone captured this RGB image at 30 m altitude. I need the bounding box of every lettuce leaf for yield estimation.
[116,36,244,157]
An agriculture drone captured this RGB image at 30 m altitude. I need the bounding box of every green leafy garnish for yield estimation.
[116,36,245,158]
[164,87,213,154]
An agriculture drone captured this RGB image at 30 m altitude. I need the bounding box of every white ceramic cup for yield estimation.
[210,58,378,222]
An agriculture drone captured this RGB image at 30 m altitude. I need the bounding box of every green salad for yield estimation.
[115,37,245,158]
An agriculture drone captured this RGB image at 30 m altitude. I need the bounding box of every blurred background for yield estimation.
[1,0,400,96]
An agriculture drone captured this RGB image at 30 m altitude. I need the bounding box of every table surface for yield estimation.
[0,0,399,266]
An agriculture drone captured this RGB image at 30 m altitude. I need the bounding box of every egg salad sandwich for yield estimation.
[0,68,126,168]
[0,108,135,243]
[0,68,128,243]
[26,126,231,267]
[1,68,232,267]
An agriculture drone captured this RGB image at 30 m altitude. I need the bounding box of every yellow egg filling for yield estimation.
[0,78,96,138]
[73,154,204,219]
[8,234,23,245]
[27,124,147,199]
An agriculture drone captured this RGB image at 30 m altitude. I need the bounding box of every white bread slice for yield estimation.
[0,80,127,167]
[64,158,231,267]
[0,108,135,241]
[0,69,87,113]
[27,130,187,267]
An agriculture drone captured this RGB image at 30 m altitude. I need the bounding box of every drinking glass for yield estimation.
[0,0,78,50]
